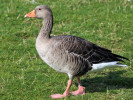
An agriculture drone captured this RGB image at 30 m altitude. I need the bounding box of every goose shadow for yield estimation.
[75,70,133,93]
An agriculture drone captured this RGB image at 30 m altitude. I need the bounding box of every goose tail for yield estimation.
[89,61,128,73]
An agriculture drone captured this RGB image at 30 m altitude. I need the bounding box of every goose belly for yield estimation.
[36,42,92,76]
[37,47,71,73]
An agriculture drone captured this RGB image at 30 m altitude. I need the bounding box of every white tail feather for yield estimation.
[89,61,127,73]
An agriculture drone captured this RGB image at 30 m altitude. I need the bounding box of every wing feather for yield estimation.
[53,35,129,64]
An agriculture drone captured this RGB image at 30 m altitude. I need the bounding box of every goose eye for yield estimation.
[39,8,41,10]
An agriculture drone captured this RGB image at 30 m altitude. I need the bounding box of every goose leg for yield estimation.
[71,77,85,95]
[51,79,72,99]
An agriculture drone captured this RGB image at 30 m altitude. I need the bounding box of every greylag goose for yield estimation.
[25,5,129,99]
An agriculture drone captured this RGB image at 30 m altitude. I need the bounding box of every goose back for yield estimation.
[51,35,128,64]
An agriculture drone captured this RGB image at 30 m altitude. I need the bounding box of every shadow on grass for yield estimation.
[75,70,133,93]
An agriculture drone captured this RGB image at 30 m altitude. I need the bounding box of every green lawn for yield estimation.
[0,0,133,99]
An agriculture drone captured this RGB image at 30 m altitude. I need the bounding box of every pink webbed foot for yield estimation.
[71,86,85,95]
[51,93,68,99]
[51,80,72,99]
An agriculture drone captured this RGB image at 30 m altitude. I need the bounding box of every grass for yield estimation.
[0,0,133,99]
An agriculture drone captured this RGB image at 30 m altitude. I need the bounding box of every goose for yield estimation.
[25,5,129,99]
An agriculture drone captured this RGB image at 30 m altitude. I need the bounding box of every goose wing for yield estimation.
[57,35,128,64]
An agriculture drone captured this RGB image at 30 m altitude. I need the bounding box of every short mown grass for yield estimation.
[0,0,133,100]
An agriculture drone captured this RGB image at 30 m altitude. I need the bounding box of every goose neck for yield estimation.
[38,17,53,39]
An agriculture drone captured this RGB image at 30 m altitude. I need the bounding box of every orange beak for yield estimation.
[25,10,36,17]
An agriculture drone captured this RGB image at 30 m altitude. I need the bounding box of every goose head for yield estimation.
[25,5,53,19]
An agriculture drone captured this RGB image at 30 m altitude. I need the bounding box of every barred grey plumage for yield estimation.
[25,5,129,98]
